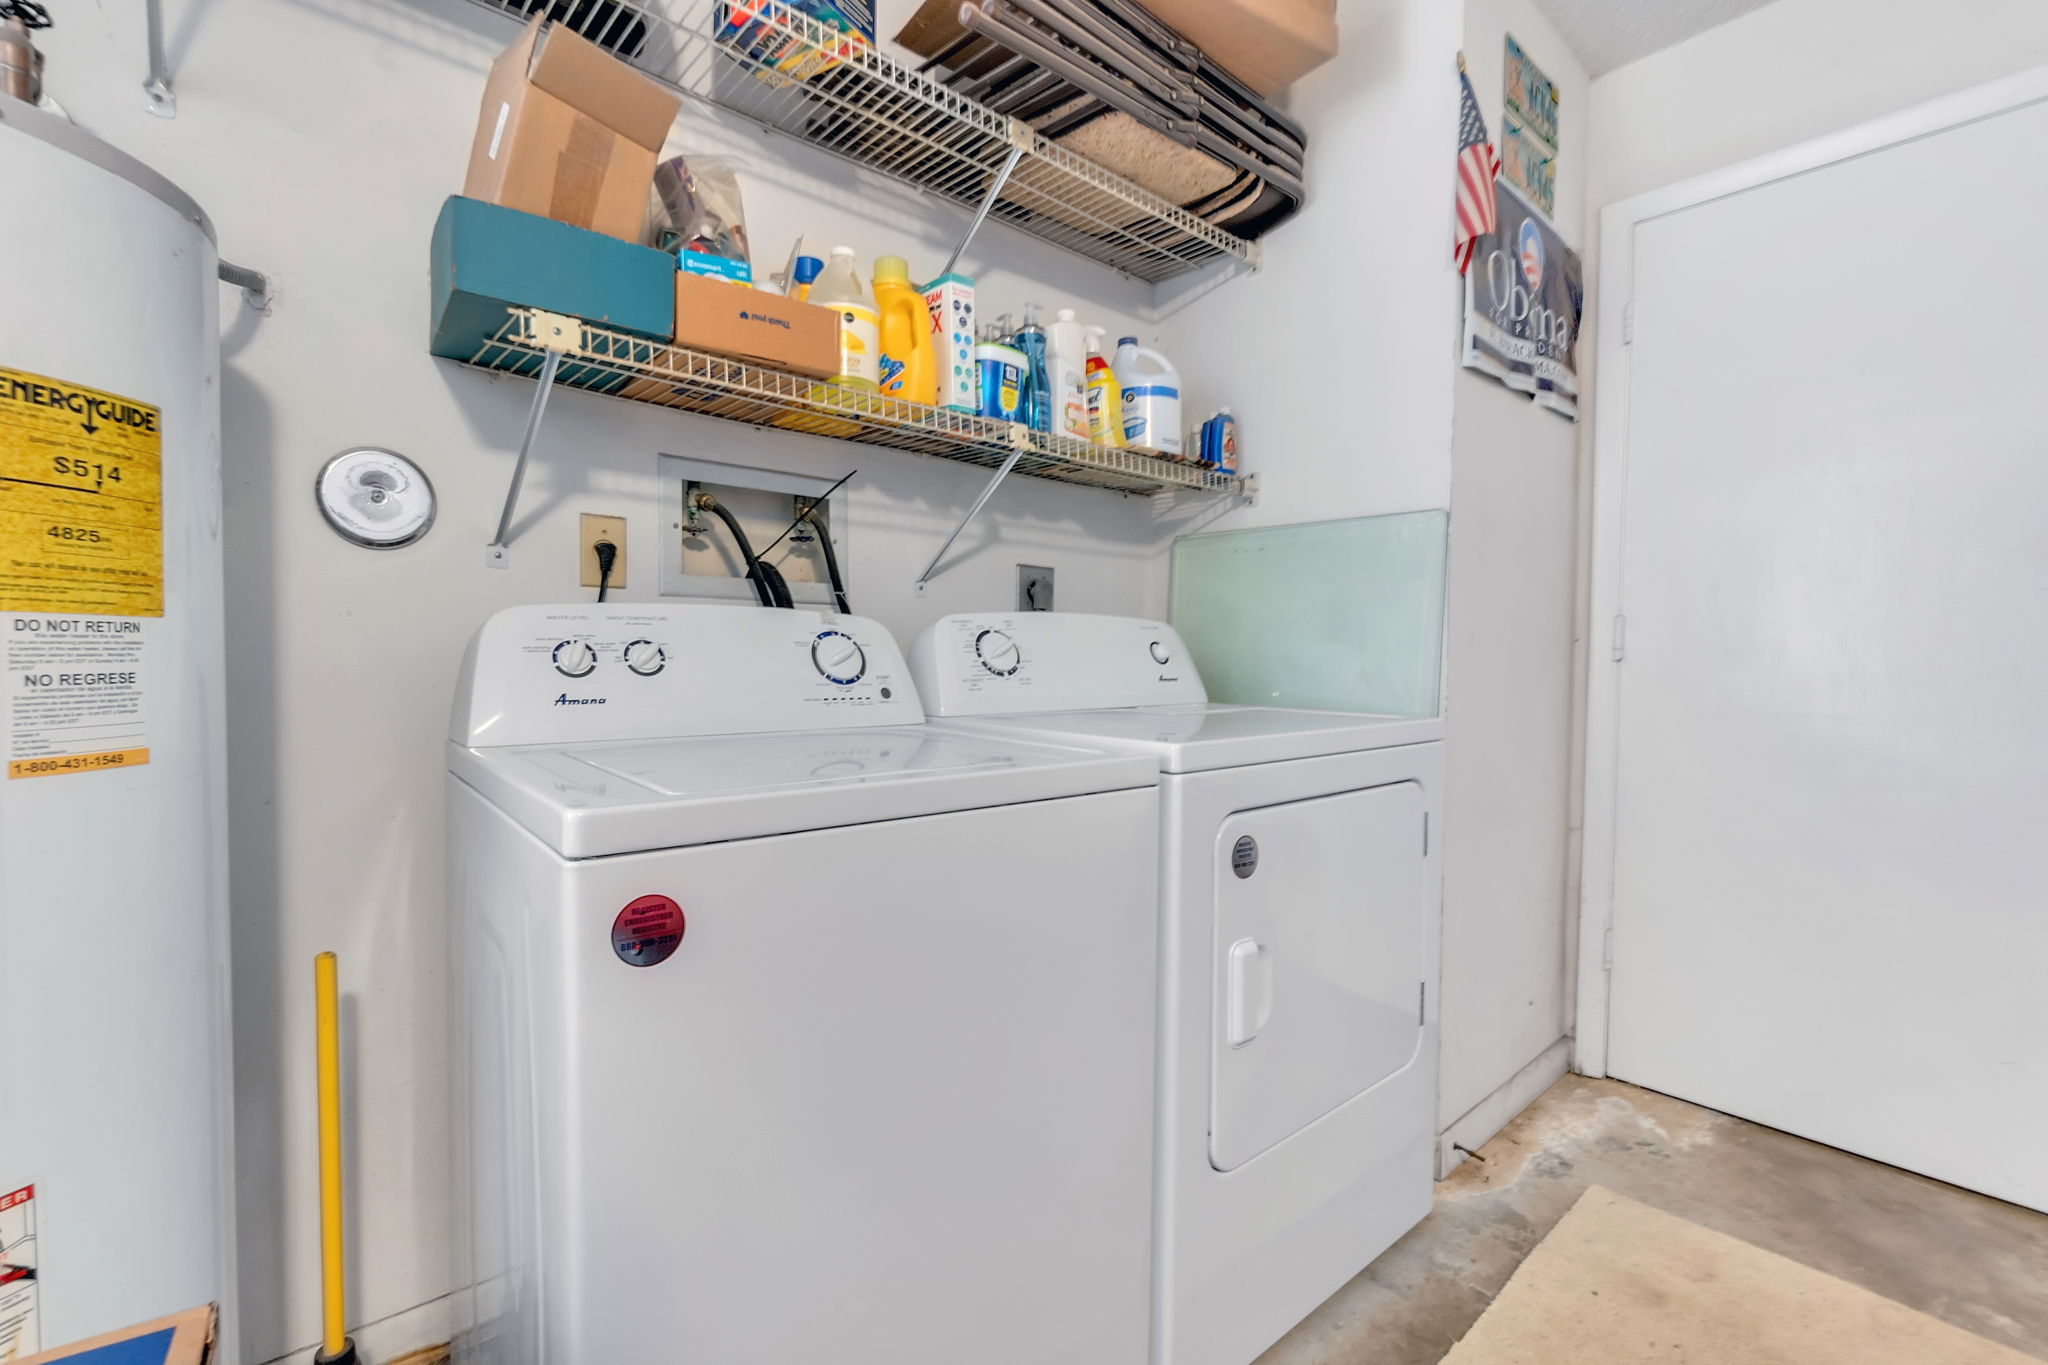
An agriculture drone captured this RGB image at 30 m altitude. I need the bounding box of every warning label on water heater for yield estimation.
[0,1184,38,1362]
[0,365,164,619]
[5,617,149,779]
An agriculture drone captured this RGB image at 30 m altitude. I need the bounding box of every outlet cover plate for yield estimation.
[580,513,627,589]
[1018,564,1054,612]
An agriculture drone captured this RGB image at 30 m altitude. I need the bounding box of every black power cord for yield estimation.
[699,497,792,608]
[593,539,618,603]
[812,509,853,616]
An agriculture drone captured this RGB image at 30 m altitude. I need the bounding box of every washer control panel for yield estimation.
[909,613,1206,717]
[453,605,922,747]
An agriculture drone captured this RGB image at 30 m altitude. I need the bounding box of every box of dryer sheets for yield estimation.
[922,273,975,411]
[667,270,840,376]
[16,1304,214,1365]
[715,1,874,81]
[464,17,682,242]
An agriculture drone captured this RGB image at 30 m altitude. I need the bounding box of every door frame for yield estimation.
[1575,63,2048,1078]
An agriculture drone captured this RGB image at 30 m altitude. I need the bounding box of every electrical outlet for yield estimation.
[1018,564,1054,612]
[580,514,627,589]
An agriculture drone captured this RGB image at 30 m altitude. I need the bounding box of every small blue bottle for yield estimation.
[1012,302,1051,433]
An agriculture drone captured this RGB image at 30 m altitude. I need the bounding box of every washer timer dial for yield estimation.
[975,629,1021,677]
[812,630,866,685]
[552,640,597,678]
[1149,640,1172,665]
[623,639,666,676]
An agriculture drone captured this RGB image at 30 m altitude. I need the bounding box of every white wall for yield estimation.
[1164,0,1465,528]
[1434,0,1584,1152]
[1587,0,2048,209]
[35,3,1209,1359]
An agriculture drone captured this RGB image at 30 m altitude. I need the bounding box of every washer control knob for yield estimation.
[1149,640,1171,665]
[975,629,1021,677]
[812,630,866,685]
[552,640,597,678]
[623,639,666,676]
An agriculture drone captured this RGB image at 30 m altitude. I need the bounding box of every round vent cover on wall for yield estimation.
[315,448,435,549]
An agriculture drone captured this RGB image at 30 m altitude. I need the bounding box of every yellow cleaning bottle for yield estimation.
[1084,326,1125,447]
[873,255,939,406]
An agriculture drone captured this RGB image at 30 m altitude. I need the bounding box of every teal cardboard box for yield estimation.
[430,196,675,371]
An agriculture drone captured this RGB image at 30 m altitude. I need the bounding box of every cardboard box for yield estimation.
[16,1303,214,1364]
[430,196,675,364]
[464,18,682,242]
[1131,0,1336,97]
[671,271,839,377]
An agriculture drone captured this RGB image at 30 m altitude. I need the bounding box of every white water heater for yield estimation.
[0,97,235,1359]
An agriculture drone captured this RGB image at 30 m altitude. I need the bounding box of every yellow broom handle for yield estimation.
[316,951,347,1357]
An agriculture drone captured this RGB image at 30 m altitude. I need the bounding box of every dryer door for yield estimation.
[1210,781,1427,1171]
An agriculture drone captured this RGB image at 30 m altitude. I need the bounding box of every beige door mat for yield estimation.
[1443,1186,2043,1365]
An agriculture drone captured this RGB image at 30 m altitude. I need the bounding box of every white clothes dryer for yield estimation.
[910,613,1445,1365]
[447,604,1162,1365]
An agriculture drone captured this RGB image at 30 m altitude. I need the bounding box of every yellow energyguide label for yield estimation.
[0,366,164,618]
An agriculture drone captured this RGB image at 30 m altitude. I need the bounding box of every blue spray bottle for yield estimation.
[1012,302,1051,433]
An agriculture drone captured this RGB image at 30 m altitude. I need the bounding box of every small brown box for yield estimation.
[671,271,840,377]
[463,18,681,242]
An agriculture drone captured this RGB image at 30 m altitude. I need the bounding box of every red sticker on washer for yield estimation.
[612,895,686,967]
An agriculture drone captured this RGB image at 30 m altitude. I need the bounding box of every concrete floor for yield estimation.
[1257,1076,2048,1364]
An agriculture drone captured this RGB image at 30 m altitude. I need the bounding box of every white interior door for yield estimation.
[1596,87,2048,1210]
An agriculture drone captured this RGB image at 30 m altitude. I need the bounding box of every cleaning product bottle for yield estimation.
[790,255,823,303]
[1046,307,1090,439]
[1200,408,1238,473]
[812,246,881,391]
[1084,326,1125,448]
[1113,336,1182,457]
[974,322,1028,423]
[1013,304,1051,433]
[872,255,938,405]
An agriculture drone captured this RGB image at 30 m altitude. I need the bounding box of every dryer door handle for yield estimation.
[1226,937,1272,1048]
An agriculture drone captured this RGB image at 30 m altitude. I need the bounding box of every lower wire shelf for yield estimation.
[463,307,1239,497]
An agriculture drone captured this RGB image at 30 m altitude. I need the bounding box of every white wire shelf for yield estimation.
[465,307,1239,497]
[455,0,1260,284]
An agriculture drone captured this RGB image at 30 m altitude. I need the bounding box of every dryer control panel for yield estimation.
[451,604,922,747]
[910,613,1208,716]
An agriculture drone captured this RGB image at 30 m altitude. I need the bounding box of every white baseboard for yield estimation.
[1435,1036,1572,1178]
[255,1292,454,1365]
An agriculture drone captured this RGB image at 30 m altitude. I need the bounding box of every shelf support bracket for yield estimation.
[485,312,577,567]
[942,133,1029,278]
[917,428,1030,588]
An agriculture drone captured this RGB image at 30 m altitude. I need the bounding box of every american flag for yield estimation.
[1454,66,1501,275]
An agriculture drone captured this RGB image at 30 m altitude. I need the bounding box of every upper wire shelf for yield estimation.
[454,0,1260,283]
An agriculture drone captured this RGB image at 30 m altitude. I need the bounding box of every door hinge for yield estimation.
[1418,981,1427,1026]
[1622,301,1634,345]
[1602,924,1615,970]
[1422,812,1430,856]
[1611,614,1627,662]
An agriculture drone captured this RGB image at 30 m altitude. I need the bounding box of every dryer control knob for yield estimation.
[812,630,866,685]
[1150,640,1171,665]
[975,629,1021,677]
[552,640,597,678]
[623,639,666,676]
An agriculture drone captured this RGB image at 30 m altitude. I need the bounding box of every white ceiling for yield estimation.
[1530,0,1784,76]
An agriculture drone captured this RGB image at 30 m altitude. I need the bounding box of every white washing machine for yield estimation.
[447,604,1163,1365]
[910,613,1445,1365]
